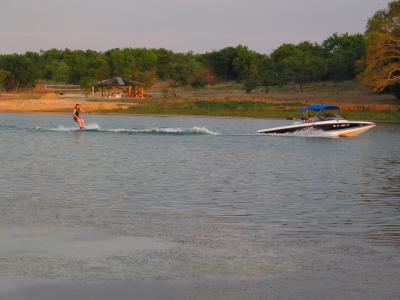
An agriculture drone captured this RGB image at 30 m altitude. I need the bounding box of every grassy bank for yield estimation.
[97,100,303,118]
[168,80,397,104]
[2,81,400,121]
[96,99,400,122]
[341,110,400,122]
[95,80,400,121]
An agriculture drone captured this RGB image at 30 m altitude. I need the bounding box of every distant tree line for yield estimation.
[2,0,400,99]
[0,32,365,93]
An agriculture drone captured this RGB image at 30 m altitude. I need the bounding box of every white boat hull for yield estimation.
[257,120,376,137]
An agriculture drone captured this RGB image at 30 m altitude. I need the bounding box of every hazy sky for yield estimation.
[0,0,390,54]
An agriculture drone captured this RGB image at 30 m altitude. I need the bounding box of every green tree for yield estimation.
[168,62,187,96]
[202,46,239,80]
[49,61,71,83]
[188,66,216,88]
[0,69,10,90]
[183,57,216,88]
[232,45,261,81]
[269,42,327,91]
[323,33,365,81]
[105,48,158,80]
[62,49,109,86]
[155,48,175,79]
[133,69,157,88]
[259,57,279,92]
[243,64,259,93]
[0,54,38,90]
[201,45,261,81]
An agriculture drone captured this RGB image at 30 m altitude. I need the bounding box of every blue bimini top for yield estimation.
[299,104,340,112]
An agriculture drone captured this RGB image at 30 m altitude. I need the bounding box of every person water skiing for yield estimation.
[72,104,86,129]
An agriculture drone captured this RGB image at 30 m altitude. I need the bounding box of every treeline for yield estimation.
[0,33,365,92]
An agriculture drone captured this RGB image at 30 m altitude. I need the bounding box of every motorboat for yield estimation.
[257,104,376,137]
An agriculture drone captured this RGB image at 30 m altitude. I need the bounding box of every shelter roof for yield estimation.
[92,76,144,87]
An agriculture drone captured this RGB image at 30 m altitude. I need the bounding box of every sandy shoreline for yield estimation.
[0,97,124,113]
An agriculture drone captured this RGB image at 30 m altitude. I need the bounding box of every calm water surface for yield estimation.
[0,113,399,299]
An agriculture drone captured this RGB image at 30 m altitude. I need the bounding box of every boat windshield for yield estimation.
[334,113,345,120]
[303,110,344,122]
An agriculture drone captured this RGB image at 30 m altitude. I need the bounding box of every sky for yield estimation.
[0,0,391,54]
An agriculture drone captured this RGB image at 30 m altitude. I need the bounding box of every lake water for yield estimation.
[0,113,399,299]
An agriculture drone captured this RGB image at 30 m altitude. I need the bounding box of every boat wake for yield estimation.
[35,124,219,135]
[260,128,338,138]
[37,123,101,132]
